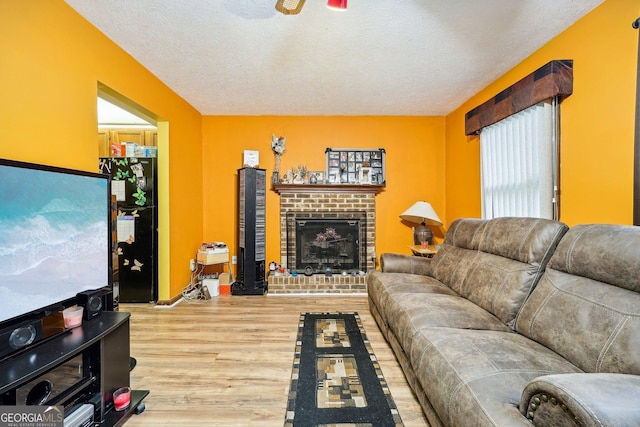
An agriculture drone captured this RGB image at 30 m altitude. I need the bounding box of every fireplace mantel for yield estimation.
[271,182,380,294]
[271,183,385,195]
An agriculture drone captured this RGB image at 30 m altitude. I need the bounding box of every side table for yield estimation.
[197,250,234,294]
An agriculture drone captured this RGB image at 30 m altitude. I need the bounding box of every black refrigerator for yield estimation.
[99,157,158,303]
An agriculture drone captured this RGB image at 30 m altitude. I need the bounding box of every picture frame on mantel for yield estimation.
[308,171,324,184]
[325,148,386,185]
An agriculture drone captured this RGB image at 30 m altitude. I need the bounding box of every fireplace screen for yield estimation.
[286,212,367,274]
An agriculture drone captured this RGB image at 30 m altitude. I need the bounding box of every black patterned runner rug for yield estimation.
[285,312,404,427]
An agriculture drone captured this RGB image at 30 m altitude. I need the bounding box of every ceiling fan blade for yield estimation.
[275,0,306,15]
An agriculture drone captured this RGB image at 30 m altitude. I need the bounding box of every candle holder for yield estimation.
[113,386,131,411]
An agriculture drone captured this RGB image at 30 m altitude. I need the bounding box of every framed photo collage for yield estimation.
[325,148,386,185]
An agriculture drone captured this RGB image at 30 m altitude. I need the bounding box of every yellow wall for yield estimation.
[0,0,203,299]
[445,0,640,226]
[202,116,446,267]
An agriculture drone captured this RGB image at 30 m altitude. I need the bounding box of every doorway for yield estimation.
[97,85,169,303]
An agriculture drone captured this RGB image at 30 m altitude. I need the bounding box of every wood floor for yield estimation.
[121,294,429,427]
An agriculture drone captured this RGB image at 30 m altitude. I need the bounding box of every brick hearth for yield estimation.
[270,184,383,294]
[267,273,368,294]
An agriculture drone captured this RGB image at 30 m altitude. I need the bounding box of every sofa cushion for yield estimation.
[477,217,567,266]
[385,293,512,358]
[516,269,640,375]
[379,252,433,276]
[447,250,546,328]
[443,217,487,249]
[409,328,582,427]
[367,270,456,327]
[429,218,486,292]
[430,244,482,292]
[546,223,640,293]
[516,224,640,375]
[432,217,568,329]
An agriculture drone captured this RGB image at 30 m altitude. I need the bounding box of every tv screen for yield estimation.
[0,159,111,326]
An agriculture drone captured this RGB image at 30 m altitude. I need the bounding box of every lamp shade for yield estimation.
[399,201,443,226]
[327,0,347,10]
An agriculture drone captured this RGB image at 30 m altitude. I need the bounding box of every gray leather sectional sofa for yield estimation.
[368,217,640,426]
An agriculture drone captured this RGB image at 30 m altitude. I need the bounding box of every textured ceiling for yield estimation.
[66,0,603,116]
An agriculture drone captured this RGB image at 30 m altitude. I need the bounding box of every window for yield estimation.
[464,61,571,220]
[480,101,558,220]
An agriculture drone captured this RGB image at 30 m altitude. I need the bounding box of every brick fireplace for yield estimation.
[269,184,383,294]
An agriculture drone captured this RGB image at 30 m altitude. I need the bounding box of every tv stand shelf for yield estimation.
[0,311,148,426]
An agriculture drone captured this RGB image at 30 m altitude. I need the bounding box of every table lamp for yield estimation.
[399,201,443,246]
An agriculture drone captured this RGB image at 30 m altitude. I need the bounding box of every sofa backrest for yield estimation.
[516,224,640,375]
[431,218,487,288]
[430,218,486,292]
[444,217,487,249]
[431,217,568,328]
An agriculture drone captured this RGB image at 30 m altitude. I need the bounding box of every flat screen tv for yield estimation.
[0,159,111,327]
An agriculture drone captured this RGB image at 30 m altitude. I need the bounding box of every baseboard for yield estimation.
[154,294,182,306]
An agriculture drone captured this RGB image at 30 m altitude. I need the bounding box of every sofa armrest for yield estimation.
[379,253,432,276]
[520,373,640,427]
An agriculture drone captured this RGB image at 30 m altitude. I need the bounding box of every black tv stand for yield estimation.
[0,311,148,426]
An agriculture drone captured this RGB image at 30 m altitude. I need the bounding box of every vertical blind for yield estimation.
[480,102,554,219]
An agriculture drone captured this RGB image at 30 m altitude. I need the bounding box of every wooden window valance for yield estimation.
[465,60,573,136]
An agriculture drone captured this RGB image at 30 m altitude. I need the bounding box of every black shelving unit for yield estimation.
[232,167,267,295]
[0,311,148,426]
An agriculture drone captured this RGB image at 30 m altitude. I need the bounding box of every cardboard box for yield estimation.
[219,273,233,285]
[197,251,228,265]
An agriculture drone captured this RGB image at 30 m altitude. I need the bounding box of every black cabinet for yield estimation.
[0,312,148,426]
[232,167,267,295]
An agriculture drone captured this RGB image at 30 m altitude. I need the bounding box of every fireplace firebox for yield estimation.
[286,211,367,274]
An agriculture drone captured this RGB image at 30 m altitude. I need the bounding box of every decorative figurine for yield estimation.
[271,134,286,183]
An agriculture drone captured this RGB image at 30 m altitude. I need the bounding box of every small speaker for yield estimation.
[77,290,104,320]
[15,353,84,405]
[0,319,44,359]
[25,380,52,405]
